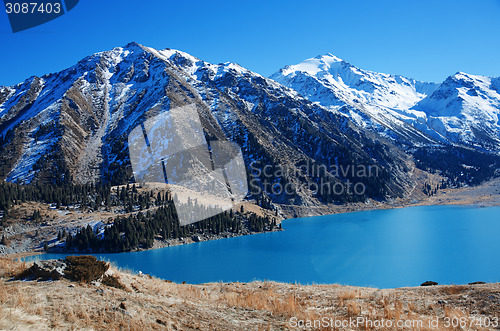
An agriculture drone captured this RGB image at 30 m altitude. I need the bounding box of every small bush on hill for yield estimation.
[64,255,109,282]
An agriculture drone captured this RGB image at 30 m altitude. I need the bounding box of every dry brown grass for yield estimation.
[0,261,162,330]
[220,284,306,318]
[337,287,363,310]
[441,306,490,331]
[101,274,126,290]
[0,258,499,330]
[444,305,468,320]
[346,301,362,317]
[441,284,467,295]
[0,257,28,278]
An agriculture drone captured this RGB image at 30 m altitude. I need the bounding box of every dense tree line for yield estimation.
[0,181,163,217]
[102,134,134,186]
[231,120,396,205]
[422,180,448,197]
[0,181,113,216]
[414,147,500,186]
[64,196,276,252]
[0,180,277,252]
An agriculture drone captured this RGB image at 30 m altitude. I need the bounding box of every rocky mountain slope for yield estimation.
[0,43,419,206]
[271,54,500,152]
[0,43,499,208]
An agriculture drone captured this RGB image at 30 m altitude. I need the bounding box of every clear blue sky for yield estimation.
[1,0,500,86]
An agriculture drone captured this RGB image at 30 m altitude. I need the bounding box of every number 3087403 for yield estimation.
[5,2,61,14]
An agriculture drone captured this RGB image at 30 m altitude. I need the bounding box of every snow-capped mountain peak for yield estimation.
[0,42,498,205]
[1,42,423,205]
[271,53,443,145]
[278,53,346,77]
[272,54,500,152]
[412,72,500,149]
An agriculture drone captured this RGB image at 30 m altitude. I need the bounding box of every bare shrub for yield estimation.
[64,255,109,282]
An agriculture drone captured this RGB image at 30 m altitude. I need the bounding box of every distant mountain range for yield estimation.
[271,54,500,151]
[1,43,499,207]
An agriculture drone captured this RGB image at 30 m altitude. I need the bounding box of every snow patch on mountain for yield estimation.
[6,118,59,183]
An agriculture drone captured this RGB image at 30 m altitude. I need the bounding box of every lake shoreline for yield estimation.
[41,226,284,256]
[4,177,500,259]
[23,204,500,288]
[278,177,500,219]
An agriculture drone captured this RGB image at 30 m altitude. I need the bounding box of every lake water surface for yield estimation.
[29,205,500,288]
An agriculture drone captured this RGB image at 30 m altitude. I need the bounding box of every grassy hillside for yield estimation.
[1,258,498,330]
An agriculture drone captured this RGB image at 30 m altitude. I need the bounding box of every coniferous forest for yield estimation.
[65,195,277,253]
[0,181,277,253]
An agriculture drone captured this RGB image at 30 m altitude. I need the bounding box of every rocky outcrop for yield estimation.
[25,259,67,280]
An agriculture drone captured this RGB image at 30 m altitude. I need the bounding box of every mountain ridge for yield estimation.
[271,54,500,153]
[0,43,499,209]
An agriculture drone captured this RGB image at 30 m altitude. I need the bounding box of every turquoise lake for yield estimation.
[28,205,500,288]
